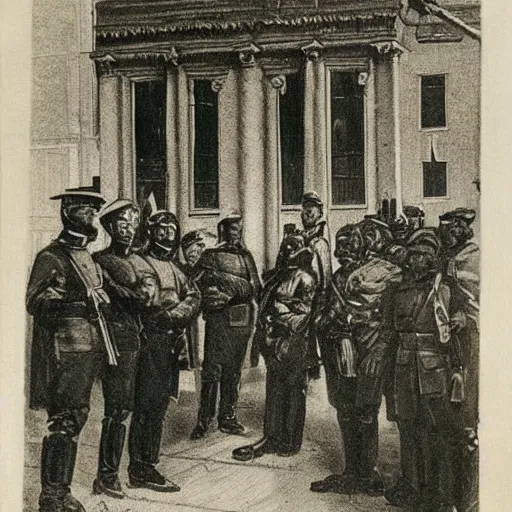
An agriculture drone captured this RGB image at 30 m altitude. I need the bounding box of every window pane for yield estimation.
[421,74,446,129]
[423,160,447,197]
[194,80,219,209]
[330,71,365,205]
[279,72,304,205]
[135,80,167,209]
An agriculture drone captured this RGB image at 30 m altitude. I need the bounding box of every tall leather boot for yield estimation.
[128,414,180,493]
[93,417,126,499]
[310,414,361,494]
[279,384,307,456]
[218,373,245,435]
[39,434,85,512]
[190,380,218,439]
[358,415,384,496]
[385,422,422,507]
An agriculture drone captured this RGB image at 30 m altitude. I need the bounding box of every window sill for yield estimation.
[420,126,448,133]
[281,205,302,212]
[189,209,221,217]
[421,196,451,203]
[330,204,367,210]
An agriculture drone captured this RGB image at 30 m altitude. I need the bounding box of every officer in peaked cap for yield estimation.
[438,207,479,512]
[92,198,157,499]
[26,186,108,512]
[384,228,461,511]
[299,191,332,380]
[190,211,261,439]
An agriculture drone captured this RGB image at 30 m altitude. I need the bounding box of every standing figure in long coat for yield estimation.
[438,208,480,512]
[311,220,402,496]
[92,199,156,499]
[127,211,201,491]
[26,188,123,512]
[384,229,461,512]
[190,213,261,439]
[300,192,332,379]
[232,232,317,461]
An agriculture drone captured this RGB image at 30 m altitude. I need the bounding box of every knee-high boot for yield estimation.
[39,434,85,512]
[218,372,245,435]
[93,417,126,499]
[358,415,384,495]
[190,380,219,439]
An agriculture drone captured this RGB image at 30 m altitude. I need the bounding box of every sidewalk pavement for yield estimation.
[24,367,400,512]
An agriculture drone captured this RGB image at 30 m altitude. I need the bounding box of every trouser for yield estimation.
[263,358,308,450]
[334,377,381,478]
[397,396,460,505]
[128,335,182,471]
[43,350,138,494]
[196,316,251,425]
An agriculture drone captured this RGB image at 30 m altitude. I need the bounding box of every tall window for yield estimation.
[421,74,446,129]
[423,149,447,197]
[135,80,167,209]
[279,73,304,205]
[330,71,365,205]
[192,80,219,210]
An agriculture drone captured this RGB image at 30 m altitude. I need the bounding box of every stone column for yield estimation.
[372,41,406,215]
[166,64,179,214]
[237,44,265,271]
[362,60,378,214]
[176,66,190,226]
[263,74,284,271]
[302,40,328,204]
[97,55,134,202]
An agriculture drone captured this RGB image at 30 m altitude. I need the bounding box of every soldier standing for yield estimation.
[300,192,332,379]
[311,220,402,496]
[127,211,201,491]
[232,232,317,461]
[438,208,479,512]
[92,199,155,499]
[384,229,460,512]
[190,213,261,439]
[26,188,115,512]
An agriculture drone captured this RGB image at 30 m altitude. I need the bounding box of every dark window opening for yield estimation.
[134,80,167,209]
[279,72,304,205]
[193,80,219,210]
[330,71,365,205]
[423,149,447,197]
[421,74,446,129]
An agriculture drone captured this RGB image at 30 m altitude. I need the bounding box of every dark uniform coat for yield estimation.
[194,243,261,374]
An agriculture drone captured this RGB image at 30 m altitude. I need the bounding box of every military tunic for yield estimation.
[259,266,316,451]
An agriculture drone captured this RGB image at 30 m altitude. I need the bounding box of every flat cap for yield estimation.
[181,230,205,250]
[439,208,476,225]
[302,191,323,208]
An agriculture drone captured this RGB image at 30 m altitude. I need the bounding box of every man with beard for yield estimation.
[300,192,332,379]
[438,208,479,512]
[26,187,110,512]
[127,210,200,491]
[232,232,317,461]
[92,199,155,499]
[190,212,261,439]
[311,219,402,496]
[384,229,460,512]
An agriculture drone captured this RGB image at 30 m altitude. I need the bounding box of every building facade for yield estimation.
[30,0,480,272]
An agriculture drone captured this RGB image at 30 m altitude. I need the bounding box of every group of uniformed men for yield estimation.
[27,186,479,512]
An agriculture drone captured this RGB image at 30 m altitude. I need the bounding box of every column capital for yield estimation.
[91,48,180,75]
[269,74,287,95]
[211,75,227,93]
[236,43,261,68]
[301,39,324,61]
[370,41,407,58]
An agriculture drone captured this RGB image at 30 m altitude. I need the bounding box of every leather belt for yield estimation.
[397,332,445,351]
